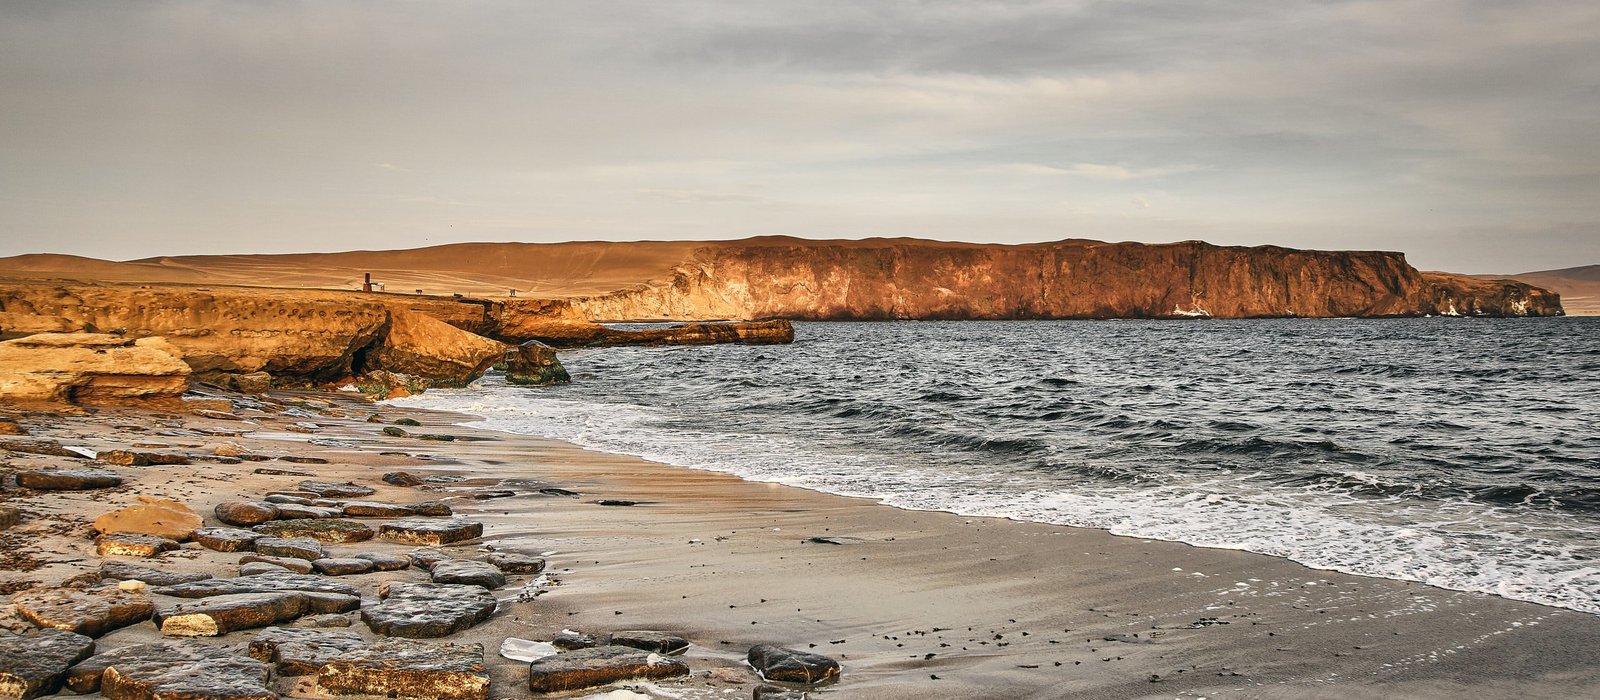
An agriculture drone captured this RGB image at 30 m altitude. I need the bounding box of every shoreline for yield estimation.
[402,401,1600,697]
[2,391,1596,699]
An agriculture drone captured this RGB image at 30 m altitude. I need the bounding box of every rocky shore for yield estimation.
[2,390,1596,699]
[0,392,836,700]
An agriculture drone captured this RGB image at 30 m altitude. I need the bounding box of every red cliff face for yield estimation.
[572,239,1564,320]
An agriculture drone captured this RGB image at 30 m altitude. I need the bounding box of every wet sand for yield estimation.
[3,391,1596,699]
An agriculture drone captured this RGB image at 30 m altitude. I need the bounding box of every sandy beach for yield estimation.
[2,389,1595,700]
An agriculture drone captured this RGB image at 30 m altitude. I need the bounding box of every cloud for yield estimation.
[0,0,1595,273]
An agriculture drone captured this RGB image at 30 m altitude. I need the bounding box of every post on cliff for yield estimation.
[362,272,372,293]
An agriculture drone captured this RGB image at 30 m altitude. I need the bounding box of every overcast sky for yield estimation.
[2,1,1596,273]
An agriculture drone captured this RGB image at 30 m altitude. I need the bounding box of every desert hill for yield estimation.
[1496,265,1600,316]
[0,237,1565,320]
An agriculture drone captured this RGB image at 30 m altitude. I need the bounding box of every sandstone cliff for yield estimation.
[571,239,1564,320]
[0,333,191,404]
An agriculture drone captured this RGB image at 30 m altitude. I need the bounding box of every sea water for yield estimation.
[391,318,1600,614]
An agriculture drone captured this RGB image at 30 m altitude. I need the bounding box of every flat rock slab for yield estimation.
[239,554,315,574]
[248,626,367,675]
[96,532,180,557]
[213,501,279,527]
[753,686,808,700]
[313,558,376,576]
[747,644,840,685]
[525,646,689,693]
[12,588,155,637]
[274,503,344,519]
[156,592,309,637]
[153,572,360,599]
[429,560,505,589]
[264,494,313,505]
[0,439,88,459]
[98,450,190,466]
[66,641,273,700]
[362,583,496,639]
[240,562,290,576]
[254,518,375,543]
[0,628,96,699]
[340,501,417,518]
[94,497,202,541]
[379,518,483,546]
[298,481,376,498]
[193,527,263,553]
[608,631,690,655]
[254,537,324,560]
[16,469,124,491]
[485,552,545,574]
[319,639,489,700]
[353,552,410,571]
[96,563,208,589]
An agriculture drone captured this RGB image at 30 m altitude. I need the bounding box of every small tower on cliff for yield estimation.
[362,273,373,293]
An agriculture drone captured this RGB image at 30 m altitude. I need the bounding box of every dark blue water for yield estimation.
[396,318,1600,613]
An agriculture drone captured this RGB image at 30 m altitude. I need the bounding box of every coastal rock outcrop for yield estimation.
[363,310,506,388]
[0,333,191,404]
[571,238,1565,320]
[502,340,570,385]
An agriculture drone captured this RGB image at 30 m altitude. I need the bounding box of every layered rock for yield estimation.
[361,310,506,387]
[0,333,190,404]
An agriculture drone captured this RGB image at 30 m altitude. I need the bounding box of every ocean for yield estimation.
[390,318,1600,614]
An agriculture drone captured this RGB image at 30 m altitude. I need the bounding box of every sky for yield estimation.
[1,1,1596,274]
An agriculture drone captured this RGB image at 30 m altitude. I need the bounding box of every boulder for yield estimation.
[99,562,211,587]
[225,371,274,394]
[412,501,453,516]
[382,471,426,487]
[0,333,190,405]
[298,481,376,498]
[92,497,202,541]
[313,558,376,576]
[254,537,324,560]
[353,552,411,571]
[192,527,262,553]
[0,419,25,436]
[525,646,689,693]
[361,582,496,638]
[428,560,505,589]
[407,549,452,571]
[319,639,489,700]
[364,311,506,389]
[65,641,274,699]
[551,631,598,650]
[96,532,180,557]
[0,628,96,699]
[746,645,840,685]
[16,468,124,491]
[155,592,310,637]
[213,501,279,527]
[239,554,315,574]
[11,588,154,637]
[608,631,689,655]
[247,627,367,676]
[253,518,375,543]
[503,340,570,386]
[379,518,483,546]
[485,552,545,574]
[352,370,434,400]
[152,572,358,599]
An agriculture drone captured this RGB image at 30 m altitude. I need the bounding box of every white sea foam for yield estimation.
[391,380,1600,616]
